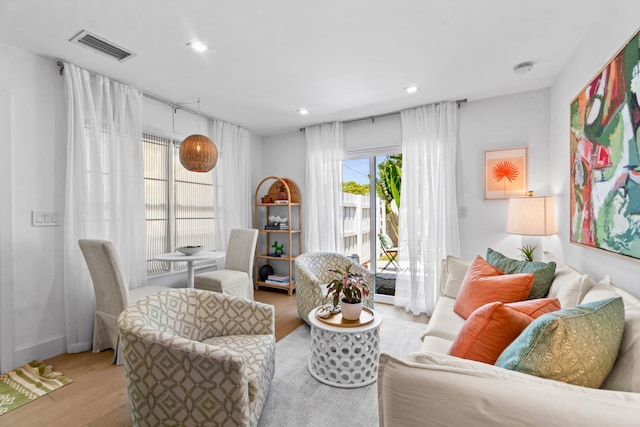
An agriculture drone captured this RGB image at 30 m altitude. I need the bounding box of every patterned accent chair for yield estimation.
[294,252,374,324]
[118,289,275,427]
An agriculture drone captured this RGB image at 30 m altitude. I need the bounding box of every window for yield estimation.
[143,133,216,275]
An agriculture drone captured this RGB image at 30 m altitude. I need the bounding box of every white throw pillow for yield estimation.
[583,276,640,393]
[440,255,471,298]
[543,251,595,308]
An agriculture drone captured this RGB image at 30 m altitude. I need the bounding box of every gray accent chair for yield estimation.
[194,228,259,300]
[78,239,168,365]
[294,252,374,324]
[118,289,275,427]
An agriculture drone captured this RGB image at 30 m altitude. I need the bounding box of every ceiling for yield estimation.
[0,0,604,137]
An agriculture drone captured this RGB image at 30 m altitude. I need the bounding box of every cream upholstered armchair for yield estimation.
[78,239,168,365]
[194,228,259,300]
[118,288,275,427]
[294,252,374,324]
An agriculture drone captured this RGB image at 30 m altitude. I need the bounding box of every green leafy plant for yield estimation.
[375,154,402,239]
[518,244,537,262]
[326,264,370,306]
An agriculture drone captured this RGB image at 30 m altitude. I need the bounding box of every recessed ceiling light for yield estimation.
[187,40,208,53]
[297,108,309,116]
[513,61,533,74]
[404,85,419,94]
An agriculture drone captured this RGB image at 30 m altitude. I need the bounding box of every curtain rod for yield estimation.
[56,61,225,124]
[142,92,221,123]
[299,98,467,132]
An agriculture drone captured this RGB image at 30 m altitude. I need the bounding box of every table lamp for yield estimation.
[506,191,556,261]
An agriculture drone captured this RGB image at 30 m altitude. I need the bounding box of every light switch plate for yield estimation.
[32,210,61,227]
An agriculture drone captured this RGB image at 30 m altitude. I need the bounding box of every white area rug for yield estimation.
[258,316,426,426]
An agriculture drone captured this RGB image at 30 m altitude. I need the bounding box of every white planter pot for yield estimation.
[340,300,363,320]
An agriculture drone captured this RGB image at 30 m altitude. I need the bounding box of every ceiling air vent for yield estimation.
[69,30,136,62]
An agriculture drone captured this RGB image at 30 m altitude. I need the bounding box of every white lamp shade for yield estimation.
[506,196,556,236]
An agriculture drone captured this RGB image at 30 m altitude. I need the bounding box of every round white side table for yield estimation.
[153,251,226,288]
[307,306,383,388]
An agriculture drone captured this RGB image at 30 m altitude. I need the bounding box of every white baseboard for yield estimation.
[14,335,67,367]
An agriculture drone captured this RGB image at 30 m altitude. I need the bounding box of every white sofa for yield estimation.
[378,252,640,426]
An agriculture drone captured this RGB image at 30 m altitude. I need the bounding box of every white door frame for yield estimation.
[0,89,15,372]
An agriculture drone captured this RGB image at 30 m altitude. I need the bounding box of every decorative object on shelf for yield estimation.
[570,28,640,260]
[484,147,528,200]
[261,196,273,204]
[265,274,289,285]
[277,184,288,200]
[176,245,205,256]
[267,215,289,230]
[326,264,371,321]
[266,178,300,203]
[258,264,274,281]
[271,241,284,255]
[506,191,556,261]
[178,99,218,172]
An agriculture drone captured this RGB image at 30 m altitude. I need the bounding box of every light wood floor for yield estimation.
[1,289,428,426]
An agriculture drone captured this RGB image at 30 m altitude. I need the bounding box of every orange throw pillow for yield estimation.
[449,302,533,364]
[506,298,560,318]
[453,256,534,319]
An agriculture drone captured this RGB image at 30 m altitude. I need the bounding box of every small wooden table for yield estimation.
[307,306,383,388]
[153,251,225,288]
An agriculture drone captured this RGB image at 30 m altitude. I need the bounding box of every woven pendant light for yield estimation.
[179,134,218,172]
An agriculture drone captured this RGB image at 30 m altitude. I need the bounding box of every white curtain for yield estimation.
[63,63,146,352]
[209,119,252,250]
[304,122,344,252]
[395,102,461,315]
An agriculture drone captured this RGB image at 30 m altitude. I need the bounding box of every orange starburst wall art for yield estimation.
[484,147,528,200]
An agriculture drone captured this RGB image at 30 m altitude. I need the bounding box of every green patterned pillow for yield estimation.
[379,233,394,249]
[486,248,556,299]
[495,297,625,389]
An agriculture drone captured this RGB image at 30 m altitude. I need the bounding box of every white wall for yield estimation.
[0,41,67,370]
[548,0,640,297]
[458,89,551,261]
[260,131,306,200]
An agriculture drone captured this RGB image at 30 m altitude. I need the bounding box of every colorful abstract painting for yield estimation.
[570,29,640,258]
[484,147,528,200]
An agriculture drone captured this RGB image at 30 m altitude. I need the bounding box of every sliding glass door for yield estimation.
[342,151,401,302]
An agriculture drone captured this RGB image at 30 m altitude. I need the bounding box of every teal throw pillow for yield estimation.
[486,248,556,299]
[495,297,625,389]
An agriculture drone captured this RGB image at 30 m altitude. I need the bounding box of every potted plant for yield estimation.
[326,264,370,320]
[277,182,288,200]
[518,244,536,262]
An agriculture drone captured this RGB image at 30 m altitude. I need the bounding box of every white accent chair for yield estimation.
[294,252,374,324]
[194,228,259,300]
[118,289,276,427]
[78,239,168,365]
